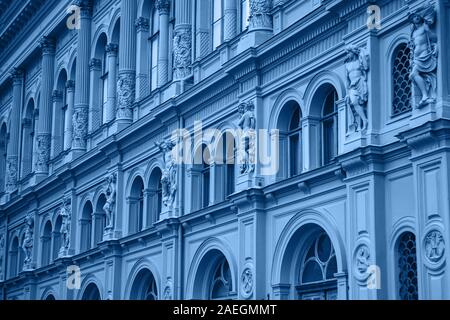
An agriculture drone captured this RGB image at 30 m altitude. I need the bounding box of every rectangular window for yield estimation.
[213,0,223,49]
[241,0,250,31]
[151,37,159,91]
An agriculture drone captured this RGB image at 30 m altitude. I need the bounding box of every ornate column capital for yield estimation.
[105,43,119,56]
[135,17,150,32]
[35,134,51,174]
[39,36,56,55]
[155,0,170,15]
[9,68,24,85]
[249,0,273,31]
[89,58,102,71]
[72,0,93,17]
[66,80,75,91]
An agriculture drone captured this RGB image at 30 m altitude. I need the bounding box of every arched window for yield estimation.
[215,132,236,201]
[240,0,250,31]
[210,257,232,300]
[202,145,211,208]
[52,69,68,157]
[94,194,107,245]
[212,0,224,49]
[41,221,52,266]
[150,8,159,91]
[9,236,19,278]
[148,168,162,226]
[82,283,101,300]
[322,89,338,165]
[397,232,418,300]
[0,123,7,193]
[130,269,158,300]
[21,99,36,177]
[392,43,412,117]
[297,232,338,300]
[129,176,144,234]
[80,201,93,251]
[53,215,62,260]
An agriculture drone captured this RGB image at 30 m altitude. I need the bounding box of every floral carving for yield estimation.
[173,28,192,80]
[35,134,51,172]
[72,107,88,149]
[117,73,135,119]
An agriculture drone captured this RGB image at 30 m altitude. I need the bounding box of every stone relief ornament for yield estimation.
[59,197,71,256]
[35,134,51,172]
[22,214,34,271]
[173,28,192,80]
[345,45,370,133]
[409,4,437,108]
[155,0,170,15]
[238,101,256,174]
[249,0,273,30]
[72,107,88,149]
[354,244,371,278]
[5,156,18,192]
[164,278,173,300]
[117,73,135,119]
[156,140,177,208]
[241,267,254,299]
[424,230,445,264]
[103,173,117,231]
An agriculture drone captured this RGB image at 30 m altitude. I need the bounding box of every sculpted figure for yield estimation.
[345,45,370,133]
[60,198,71,251]
[103,173,117,230]
[22,214,34,270]
[238,102,256,174]
[156,140,177,207]
[409,4,437,107]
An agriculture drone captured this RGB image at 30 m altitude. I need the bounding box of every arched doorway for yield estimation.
[192,249,235,300]
[81,283,101,300]
[129,268,158,300]
[275,222,343,300]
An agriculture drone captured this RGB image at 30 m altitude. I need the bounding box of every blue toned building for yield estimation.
[0,0,449,300]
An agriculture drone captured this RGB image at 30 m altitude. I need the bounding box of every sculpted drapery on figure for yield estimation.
[409,4,437,108]
[345,45,370,133]
[59,197,71,255]
[22,214,34,270]
[238,101,256,174]
[103,173,117,231]
[156,140,177,208]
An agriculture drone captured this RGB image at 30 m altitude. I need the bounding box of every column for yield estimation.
[156,0,170,86]
[35,36,55,177]
[72,1,92,151]
[117,0,137,123]
[301,116,320,171]
[173,0,192,80]
[64,80,75,150]
[105,44,118,123]
[223,0,237,41]
[135,19,149,100]
[88,58,102,132]
[51,90,64,159]
[6,68,24,193]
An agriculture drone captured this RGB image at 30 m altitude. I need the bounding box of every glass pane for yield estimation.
[214,0,222,20]
[241,0,249,30]
[213,21,222,49]
[398,232,418,300]
[325,256,337,279]
[317,234,332,263]
[302,260,323,283]
[152,9,159,34]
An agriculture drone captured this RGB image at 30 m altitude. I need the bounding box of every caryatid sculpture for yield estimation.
[59,197,71,255]
[345,45,370,133]
[156,140,177,208]
[238,101,256,174]
[103,173,117,231]
[22,214,34,271]
[409,4,437,108]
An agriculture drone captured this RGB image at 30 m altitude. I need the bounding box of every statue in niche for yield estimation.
[238,102,256,174]
[345,45,370,133]
[22,214,34,270]
[156,140,177,208]
[59,197,71,253]
[103,173,117,230]
[409,4,437,108]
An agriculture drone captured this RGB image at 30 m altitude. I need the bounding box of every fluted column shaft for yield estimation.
[224,0,237,41]
[106,44,118,122]
[135,18,149,99]
[51,90,64,158]
[156,0,170,86]
[35,36,55,175]
[6,69,24,192]
[173,0,192,80]
[117,0,137,122]
[64,81,75,150]
[72,3,92,151]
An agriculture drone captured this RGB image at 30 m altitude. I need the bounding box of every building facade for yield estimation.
[0,0,449,300]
